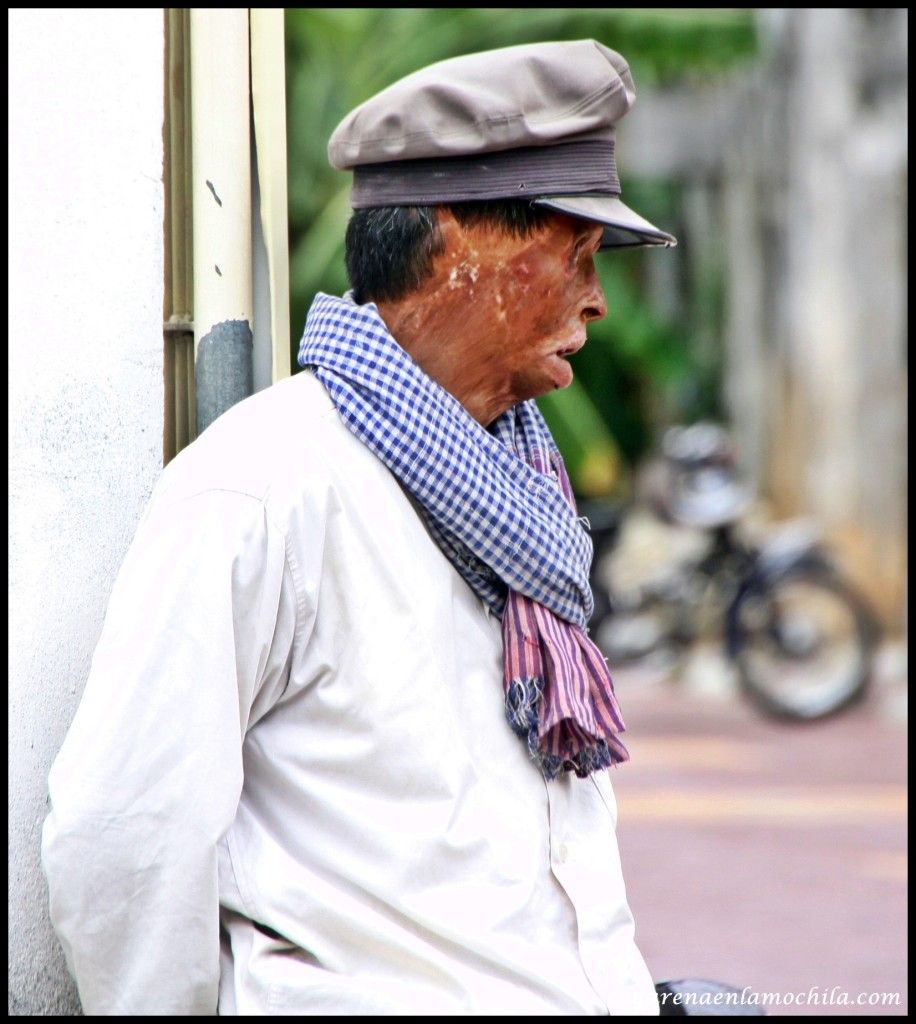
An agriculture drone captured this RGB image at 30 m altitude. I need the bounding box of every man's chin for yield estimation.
[546,353,575,390]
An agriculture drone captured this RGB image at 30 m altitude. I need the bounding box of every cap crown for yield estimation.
[328,40,636,169]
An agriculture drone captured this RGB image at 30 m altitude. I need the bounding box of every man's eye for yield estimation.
[573,238,596,261]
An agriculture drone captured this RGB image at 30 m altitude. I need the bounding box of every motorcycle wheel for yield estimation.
[729,567,877,721]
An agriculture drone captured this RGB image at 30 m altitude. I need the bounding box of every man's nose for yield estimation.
[581,267,607,323]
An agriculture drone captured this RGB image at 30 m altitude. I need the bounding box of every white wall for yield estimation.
[9,9,166,1014]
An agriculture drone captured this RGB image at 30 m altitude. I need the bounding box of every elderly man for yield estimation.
[42,40,676,1015]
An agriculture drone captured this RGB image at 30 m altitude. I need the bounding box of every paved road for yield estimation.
[609,652,907,1016]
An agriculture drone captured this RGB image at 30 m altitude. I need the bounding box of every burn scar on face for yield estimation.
[447,261,481,289]
[375,209,606,427]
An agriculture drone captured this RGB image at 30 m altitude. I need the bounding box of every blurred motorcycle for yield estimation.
[584,423,880,722]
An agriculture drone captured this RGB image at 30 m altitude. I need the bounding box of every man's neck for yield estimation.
[374,295,514,428]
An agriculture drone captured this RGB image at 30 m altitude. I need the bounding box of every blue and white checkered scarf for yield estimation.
[299,291,628,778]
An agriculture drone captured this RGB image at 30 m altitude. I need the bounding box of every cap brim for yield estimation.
[532,194,677,250]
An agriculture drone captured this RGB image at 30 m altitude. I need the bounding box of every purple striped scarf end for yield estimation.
[505,676,629,780]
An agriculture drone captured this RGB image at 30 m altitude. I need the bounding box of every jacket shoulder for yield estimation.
[152,370,345,508]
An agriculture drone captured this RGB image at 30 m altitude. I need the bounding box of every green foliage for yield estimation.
[285,8,757,493]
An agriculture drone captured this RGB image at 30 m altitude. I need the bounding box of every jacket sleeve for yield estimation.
[40,488,299,1015]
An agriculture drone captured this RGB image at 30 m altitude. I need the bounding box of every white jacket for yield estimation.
[41,369,659,1015]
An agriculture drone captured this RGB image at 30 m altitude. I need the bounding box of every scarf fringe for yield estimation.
[505,677,624,780]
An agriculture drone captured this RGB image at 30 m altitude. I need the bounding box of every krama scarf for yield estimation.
[299,291,628,779]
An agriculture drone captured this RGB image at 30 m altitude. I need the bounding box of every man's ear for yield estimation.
[420,207,468,288]
[435,206,462,248]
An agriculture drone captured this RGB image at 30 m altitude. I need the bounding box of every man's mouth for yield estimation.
[555,339,586,358]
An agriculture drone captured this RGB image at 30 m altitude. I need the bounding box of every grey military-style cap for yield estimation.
[328,39,676,250]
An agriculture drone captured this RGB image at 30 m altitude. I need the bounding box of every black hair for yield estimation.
[344,200,555,305]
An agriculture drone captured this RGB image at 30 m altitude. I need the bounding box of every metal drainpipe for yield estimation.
[190,8,253,435]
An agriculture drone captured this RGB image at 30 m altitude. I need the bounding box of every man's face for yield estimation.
[434,208,607,402]
[376,207,608,426]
